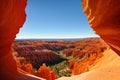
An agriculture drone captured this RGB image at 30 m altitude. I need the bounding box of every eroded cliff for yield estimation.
[0,0,120,80]
[82,0,120,55]
[69,0,120,79]
[57,49,120,80]
[0,0,43,80]
[58,0,120,79]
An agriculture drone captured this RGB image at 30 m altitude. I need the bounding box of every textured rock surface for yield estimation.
[0,0,26,79]
[82,0,120,55]
[0,0,120,80]
[0,0,26,57]
[57,0,120,80]
[0,0,43,80]
[57,49,120,80]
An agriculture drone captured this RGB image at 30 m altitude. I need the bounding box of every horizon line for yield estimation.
[15,36,100,40]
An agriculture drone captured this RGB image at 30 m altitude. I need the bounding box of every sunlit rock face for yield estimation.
[82,0,120,55]
[0,0,45,80]
[0,0,120,80]
[0,0,26,57]
[0,0,31,80]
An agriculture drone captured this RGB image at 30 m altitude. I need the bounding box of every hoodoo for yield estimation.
[0,0,120,80]
[58,0,120,80]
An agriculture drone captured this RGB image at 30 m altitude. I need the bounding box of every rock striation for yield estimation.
[0,0,43,80]
[57,0,120,80]
[0,0,26,57]
[0,0,120,80]
[57,49,120,80]
[82,0,120,55]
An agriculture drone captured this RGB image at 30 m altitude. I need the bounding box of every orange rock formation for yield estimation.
[0,0,120,80]
[82,0,120,55]
[57,0,120,80]
[0,0,43,80]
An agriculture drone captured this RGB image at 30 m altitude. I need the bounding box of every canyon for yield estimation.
[0,0,120,80]
[12,38,108,79]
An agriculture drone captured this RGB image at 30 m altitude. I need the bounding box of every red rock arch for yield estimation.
[82,0,120,55]
[0,0,120,80]
[0,0,42,80]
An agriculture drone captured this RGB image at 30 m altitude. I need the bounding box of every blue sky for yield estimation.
[16,0,98,39]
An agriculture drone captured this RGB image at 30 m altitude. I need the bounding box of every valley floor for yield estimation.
[57,49,120,80]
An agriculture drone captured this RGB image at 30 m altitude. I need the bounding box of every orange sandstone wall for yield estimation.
[0,0,26,79]
[0,1,44,80]
[0,0,120,80]
[0,0,26,57]
[82,0,120,55]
